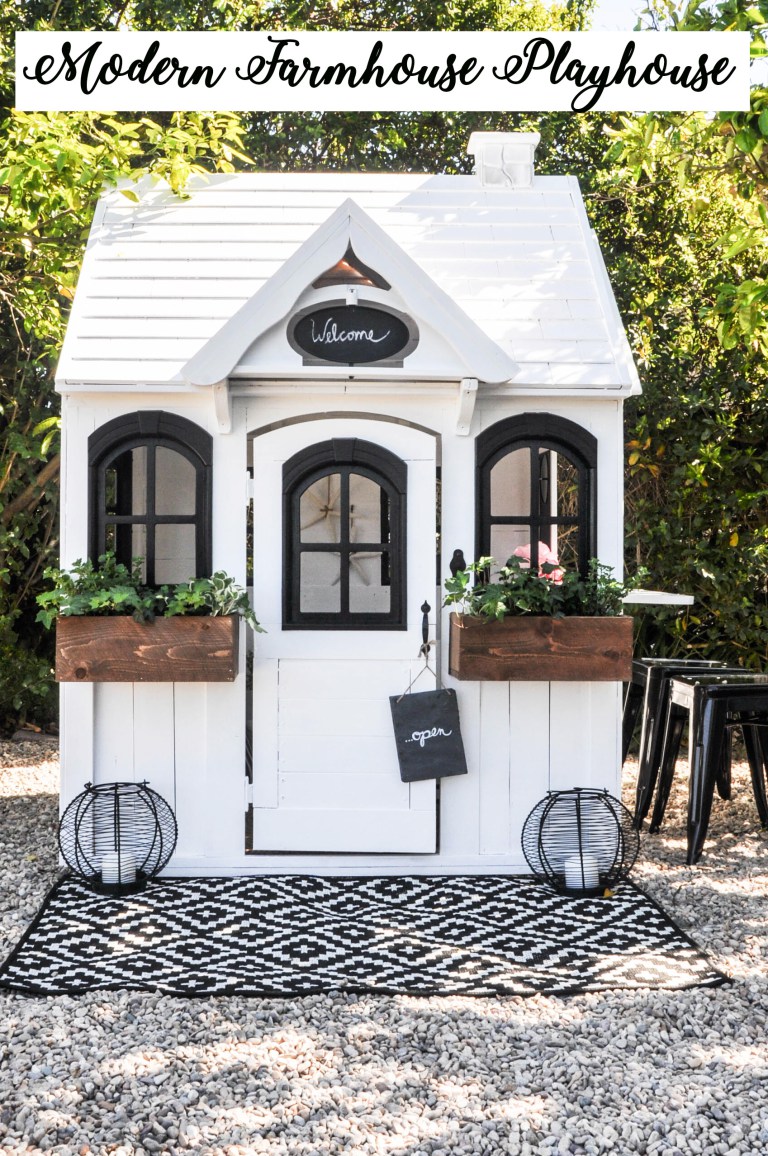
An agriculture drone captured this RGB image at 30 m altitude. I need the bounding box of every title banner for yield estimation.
[16,30,750,113]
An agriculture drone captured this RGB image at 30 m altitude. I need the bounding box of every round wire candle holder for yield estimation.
[521,788,639,897]
[58,781,178,895]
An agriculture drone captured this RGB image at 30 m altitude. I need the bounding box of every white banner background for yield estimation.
[15,30,750,112]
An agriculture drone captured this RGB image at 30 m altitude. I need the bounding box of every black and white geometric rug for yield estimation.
[0,874,727,998]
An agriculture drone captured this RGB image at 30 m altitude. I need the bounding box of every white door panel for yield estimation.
[278,772,415,811]
[250,804,435,854]
[280,735,403,775]
[279,697,394,738]
[250,418,438,854]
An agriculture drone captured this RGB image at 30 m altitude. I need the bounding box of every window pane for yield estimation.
[300,474,341,543]
[554,525,580,572]
[155,447,196,515]
[490,449,529,516]
[106,447,146,515]
[349,474,387,544]
[300,552,341,613]
[283,441,405,627]
[490,525,532,568]
[105,525,146,580]
[104,469,118,515]
[131,526,147,579]
[349,553,391,613]
[154,524,196,584]
[556,455,580,520]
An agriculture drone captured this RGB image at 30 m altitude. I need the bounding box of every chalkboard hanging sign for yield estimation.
[288,301,418,367]
[389,688,469,782]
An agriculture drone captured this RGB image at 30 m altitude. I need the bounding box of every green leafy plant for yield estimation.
[163,572,265,633]
[0,618,57,732]
[36,554,264,633]
[443,556,645,621]
[35,554,161,626]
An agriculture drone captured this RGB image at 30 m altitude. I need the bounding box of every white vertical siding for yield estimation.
[58,384,625,873]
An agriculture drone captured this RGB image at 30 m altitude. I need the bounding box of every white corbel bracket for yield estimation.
[456,378,478,436]
[212,379,232,434]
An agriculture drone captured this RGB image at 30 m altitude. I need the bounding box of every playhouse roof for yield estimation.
[56,160,640,396]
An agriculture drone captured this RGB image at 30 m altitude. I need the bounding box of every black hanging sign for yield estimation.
[389,689,469,782]
[289,303,417,366]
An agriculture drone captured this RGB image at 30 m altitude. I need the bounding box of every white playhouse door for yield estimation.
[250,419,438,854]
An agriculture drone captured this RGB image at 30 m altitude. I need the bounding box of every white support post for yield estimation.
[456,377,478,436]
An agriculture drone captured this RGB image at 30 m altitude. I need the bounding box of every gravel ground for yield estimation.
[1,742,768,1156]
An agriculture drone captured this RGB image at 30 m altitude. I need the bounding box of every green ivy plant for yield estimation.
[36,554,264,633]
[163,572,265,632]
[443,556,645,621]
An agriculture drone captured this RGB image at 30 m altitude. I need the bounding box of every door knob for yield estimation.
[421,601,431,650]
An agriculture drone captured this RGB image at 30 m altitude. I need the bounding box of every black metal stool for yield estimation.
[622,662,648,763]
[653,674,768,864]
[625,658,728,828]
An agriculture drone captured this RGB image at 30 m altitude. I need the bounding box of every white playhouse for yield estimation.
[55,132,641,875]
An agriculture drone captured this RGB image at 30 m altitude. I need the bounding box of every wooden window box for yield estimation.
[55,615,239,683]
[448,612,633,682]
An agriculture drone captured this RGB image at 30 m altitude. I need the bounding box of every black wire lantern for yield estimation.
[58,781,178,895]
[521,788,639,897]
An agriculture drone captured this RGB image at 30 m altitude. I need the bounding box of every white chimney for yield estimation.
[467,132,541,189]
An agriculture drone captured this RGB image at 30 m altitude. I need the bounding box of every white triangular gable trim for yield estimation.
[182,198,517,387]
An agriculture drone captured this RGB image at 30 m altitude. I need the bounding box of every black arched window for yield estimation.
[89,412,212,585]
[476,413,597,577]
[283,438,406,629]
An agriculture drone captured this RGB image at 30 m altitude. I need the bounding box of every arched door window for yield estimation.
[283,438,406,629]
[89,412,212,585]
[476,414,597,577]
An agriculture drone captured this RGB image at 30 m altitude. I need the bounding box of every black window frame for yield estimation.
[88,411,213,585]
[476,413,597,577]
[283,438,407,630]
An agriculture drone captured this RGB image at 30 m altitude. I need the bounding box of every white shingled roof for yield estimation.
[55,165,640,395]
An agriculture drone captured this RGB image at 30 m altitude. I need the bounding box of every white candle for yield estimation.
[100,851,137,885]
[564,853,599,891]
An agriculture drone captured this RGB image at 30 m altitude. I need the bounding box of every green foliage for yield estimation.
[611,1,768,352]
[36,554,264,633]
[443,557,642,620]
[35,555,164,626]
[163,572,265,633]
[580,45,768,664]
[0,619,56,733]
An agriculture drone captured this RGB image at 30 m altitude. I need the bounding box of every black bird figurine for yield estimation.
[449,549,467,577]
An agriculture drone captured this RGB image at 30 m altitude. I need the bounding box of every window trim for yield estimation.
[283,438,407,630]
[88,411,213,584]
[475,413,597,577]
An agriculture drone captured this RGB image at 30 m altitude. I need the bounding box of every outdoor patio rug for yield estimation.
[0,874,727,998]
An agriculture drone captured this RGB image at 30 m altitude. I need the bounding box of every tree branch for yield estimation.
[0,454,60,524]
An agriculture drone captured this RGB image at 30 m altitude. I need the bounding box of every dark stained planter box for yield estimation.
[448,612,633,682]
[55,615,239,683]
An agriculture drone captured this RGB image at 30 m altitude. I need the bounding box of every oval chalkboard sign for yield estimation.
[289,304,415,366]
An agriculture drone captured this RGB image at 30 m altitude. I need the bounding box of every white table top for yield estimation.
[621,590,695,606]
